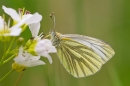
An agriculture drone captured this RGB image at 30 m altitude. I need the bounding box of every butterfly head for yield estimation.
[49,29,56,38]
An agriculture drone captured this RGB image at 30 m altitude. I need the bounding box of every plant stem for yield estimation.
[0,69,14,82]
[0,42,7,65]
[6,37,15,54]
[0,37,15,66]
[3,54,16,65]
[108,65,123,86]
[14,71,24,86]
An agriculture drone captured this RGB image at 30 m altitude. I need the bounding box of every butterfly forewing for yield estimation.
[50,32,115,78]
[61,34,115,64]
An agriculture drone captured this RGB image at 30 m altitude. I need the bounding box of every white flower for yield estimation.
[2,5,42,29]
[12,47,45,72]
[35,39,57,64]
[27,23,57,64]
[0,16,22,42]
[0,16,22,36]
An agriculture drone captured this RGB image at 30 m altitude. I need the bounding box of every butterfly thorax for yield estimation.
[49,30,61,47]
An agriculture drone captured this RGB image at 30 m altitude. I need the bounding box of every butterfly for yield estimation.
[49,13,115,78]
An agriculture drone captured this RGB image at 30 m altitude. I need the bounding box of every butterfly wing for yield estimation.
[60,34,115,63]
[55,34,115,78]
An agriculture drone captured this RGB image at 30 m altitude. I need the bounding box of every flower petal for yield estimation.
[25,60,45,67]
[35,40,46,54]
[2,5,20,22]
[42,39,57,53]
[10,28,22,36]
[44,39,53,46]
[46,54,53,64]
[48,46,57,53]
[41,53,52,64]
[29,22,40,37]
[0,16,4,29]
[14,47,25,64]
[24,13,42,24]
[25,55,45,67]
[10,19,26,30]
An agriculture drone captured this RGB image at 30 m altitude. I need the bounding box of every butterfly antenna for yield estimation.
[50,12,56,30]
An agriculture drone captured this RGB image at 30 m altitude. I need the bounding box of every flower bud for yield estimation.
[17,37,24,47]
[25,39,38,56]
[25,38,34,48]
[27,41,37,56]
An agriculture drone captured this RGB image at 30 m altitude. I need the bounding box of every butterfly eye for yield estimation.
[49,30,56,38]
[49,30,52,34]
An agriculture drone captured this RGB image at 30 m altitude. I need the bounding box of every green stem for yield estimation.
[14,71,24,86]
[6,37,15,54]
[3,54,16,65]
[0,37,15,66]
[0,69,14,82]
[0,42,7,65]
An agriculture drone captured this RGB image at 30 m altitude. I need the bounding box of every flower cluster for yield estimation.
[0,5,57,73]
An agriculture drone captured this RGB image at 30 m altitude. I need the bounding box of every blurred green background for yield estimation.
[0,0,130,86]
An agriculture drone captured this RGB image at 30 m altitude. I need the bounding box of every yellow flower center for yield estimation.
[12,62,26,72]
[0,28,10,34]
[0,28,11,42]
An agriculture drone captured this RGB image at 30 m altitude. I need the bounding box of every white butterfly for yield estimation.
[49,31,115,78]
